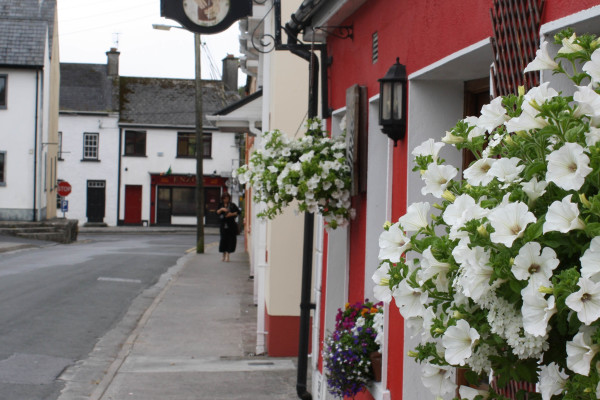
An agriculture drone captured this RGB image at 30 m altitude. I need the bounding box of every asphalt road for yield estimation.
[0,233,216,400]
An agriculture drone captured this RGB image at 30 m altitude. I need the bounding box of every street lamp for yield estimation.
[153,23,205,253]
[378,57,407,146]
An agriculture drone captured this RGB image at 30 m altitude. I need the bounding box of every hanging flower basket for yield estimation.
[372,29,600,399]
[234,118,353,229]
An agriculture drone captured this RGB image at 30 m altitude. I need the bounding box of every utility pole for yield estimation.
[195,33,205,254]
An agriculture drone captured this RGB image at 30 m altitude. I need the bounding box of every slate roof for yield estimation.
[119,77,239,127]
[0,0,57,67]
[59,63,117,113]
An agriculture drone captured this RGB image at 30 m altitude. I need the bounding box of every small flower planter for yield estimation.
[369,351,382,382]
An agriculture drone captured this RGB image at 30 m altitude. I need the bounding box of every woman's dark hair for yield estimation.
[222,192,231,201]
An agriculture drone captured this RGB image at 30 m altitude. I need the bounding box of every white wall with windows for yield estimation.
[0,68,40,220]
[119,126,239,225]
[58,113,120,226]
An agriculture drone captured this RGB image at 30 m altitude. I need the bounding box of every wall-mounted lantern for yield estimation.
[378,57,407,146]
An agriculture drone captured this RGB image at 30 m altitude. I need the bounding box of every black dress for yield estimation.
[218,202,239,253]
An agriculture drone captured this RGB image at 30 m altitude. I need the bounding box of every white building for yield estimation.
[0,0,60,221]
[58,51,242,226]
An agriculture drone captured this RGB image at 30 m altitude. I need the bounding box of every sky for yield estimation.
[57,0,246,84]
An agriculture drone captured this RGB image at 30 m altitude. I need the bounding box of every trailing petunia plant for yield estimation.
[372,30,600,399]
[322,301,384,399]
[234,118,353,229]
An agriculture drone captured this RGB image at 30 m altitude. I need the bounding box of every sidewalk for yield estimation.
[60,237,300,400]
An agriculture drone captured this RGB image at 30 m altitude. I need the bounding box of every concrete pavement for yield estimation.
[47,230,302,400]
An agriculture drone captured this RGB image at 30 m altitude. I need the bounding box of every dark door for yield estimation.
[157,187,172,225]
[124,185,142,224]
[86,180,106,223]
[204,187,221,227]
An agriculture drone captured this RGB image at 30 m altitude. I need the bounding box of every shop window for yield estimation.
[172,187,196,216]
[0,75,6,109]
[125,130,146,156]
[58,132,63,160]
[83,132,99,160]
[176,132,212,159]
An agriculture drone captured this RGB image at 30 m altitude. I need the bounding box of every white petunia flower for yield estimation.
[299,150,314,162]
[459,386,488,400]
[524,40,559,72]
[378,222,411,262]
[463,158,496,186]
[557,33,584,55]
[421,163,458,198]
[583,48,600,85]
[420,247,450,291]
[441,130,464,144]
[543,194,585,234]
[565,277,600,325]
[372,262,393,303]
[488,157,524,183]
[505,103,548,133]
[458,246,493,302]
[421,363,456,397]
[538,362,568,400]
[512,242,559,287]
[399,202,430,232]
[524,82,559,107]
[464,116,486,141]
[566,330,599,375]
[546,142,592,191]
[392,280,427,319]
[581,237,600,282]
[488,202,536,247]
[442,319,480,366]
[574,84,600,119]
[443,194,487,227]
[478,96,509,133]
[521,286,556,336]
[585,126,600,147]
[412,138,445,161]
[521,177,548,202]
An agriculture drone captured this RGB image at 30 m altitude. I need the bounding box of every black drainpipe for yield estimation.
[116,127,123,225]
[32,70,40,221]
[284,22,320,400]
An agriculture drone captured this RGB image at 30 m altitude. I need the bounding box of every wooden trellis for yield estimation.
[490,0,546,97]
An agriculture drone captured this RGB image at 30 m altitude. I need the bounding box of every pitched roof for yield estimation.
[119,77,239,127]
[59,63,117,113]
[0,0,57,67]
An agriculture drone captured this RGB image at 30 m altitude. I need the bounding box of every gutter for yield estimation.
[32,70,40,221]
[281,2,329,398]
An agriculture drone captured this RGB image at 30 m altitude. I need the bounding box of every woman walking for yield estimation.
[216,193,239,262]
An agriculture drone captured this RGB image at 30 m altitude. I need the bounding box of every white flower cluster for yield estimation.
[235,120,353,229]
[373,31,600,399]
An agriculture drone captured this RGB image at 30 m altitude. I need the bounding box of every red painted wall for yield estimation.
[322,1,600,398]
[265,307,310,357]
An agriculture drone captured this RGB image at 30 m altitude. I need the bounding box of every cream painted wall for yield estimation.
[262,0,311,317]
[45,12,61,219]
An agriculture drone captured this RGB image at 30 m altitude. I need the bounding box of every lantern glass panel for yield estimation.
[393,82,403,119]
[382,82,392,120]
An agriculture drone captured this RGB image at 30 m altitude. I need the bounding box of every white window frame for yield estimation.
[83,132,99,160]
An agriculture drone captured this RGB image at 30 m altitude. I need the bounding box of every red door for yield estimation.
[124,185,142,224]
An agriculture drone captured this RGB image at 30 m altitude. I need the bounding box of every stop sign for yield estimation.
[57,181,72,197]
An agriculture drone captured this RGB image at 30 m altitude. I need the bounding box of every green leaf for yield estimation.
[522,161,546,181]
[523,220,544,243]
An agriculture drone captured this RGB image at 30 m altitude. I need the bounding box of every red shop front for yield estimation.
[149,174,227,226]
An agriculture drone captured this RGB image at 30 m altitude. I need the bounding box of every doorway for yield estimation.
[204,187,221,226]
[157,187,172,225]
[86,180,106,223]
[124,185,142,224]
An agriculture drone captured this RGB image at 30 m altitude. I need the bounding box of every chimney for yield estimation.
[222,54,239,92]
[106,48,120,77]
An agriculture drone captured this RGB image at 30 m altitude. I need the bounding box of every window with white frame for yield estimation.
[83,132,99,160]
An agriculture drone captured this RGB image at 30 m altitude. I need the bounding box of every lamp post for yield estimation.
[379,57,407,146]
[153,24,205,253]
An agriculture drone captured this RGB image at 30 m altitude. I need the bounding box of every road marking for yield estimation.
[97,277,142,284]
[185,242,218,253]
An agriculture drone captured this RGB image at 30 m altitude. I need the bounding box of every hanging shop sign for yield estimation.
[161,0,252,34]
